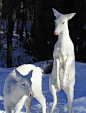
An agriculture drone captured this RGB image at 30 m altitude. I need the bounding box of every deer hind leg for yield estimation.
[49,75,58,113]
[64,78,75,113]
[50,85,58,113]
[25,98,31,113]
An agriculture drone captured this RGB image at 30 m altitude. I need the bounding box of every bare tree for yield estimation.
[2,0,16,67]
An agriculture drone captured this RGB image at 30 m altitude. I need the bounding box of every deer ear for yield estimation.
[52,8,61,17]
[26,70,33,82]
[15,69,23,81]
[23,70,33,85]
[66,13,76,20]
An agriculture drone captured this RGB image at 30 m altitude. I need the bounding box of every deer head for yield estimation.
[52,8,76,35]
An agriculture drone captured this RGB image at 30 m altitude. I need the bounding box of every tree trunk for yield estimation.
[6,0,15,67]
[7,18,14,68]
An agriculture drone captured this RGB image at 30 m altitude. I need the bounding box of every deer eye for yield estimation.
[62,22,64,24]
[22,83,25,86]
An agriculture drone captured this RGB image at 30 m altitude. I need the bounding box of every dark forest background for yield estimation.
[0,0,86,67]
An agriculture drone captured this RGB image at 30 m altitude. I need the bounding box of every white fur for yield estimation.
[4,64,46,113]
[49,8,76,113]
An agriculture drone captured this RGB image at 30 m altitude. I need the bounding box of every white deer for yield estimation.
[4,64,46,113]
[49,8,76,113]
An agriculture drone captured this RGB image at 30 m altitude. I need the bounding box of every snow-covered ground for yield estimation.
[0,62,86,113]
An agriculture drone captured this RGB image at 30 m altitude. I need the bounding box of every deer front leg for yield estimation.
[56,59,60,90]
[14,96,28,113]
[25,98,31,113]
[62,55,74,88]
[4,104,12,113]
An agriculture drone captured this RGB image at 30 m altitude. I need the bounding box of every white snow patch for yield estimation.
[0,96,4,101]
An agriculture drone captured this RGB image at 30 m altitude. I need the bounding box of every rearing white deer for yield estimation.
[49,8,76,113]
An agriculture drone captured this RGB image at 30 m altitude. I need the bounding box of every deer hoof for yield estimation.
[61,86,65,89]
[57,87,60,90]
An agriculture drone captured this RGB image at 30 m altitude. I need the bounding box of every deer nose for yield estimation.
[54,32,58,35]
[30,94,34,98]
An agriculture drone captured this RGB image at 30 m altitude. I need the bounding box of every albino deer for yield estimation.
[4,64,46,113]
[49,8,76,113]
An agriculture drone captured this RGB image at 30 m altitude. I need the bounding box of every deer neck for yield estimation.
[58,26,70,47]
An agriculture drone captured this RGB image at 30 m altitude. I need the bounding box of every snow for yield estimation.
[0,62,86,113]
